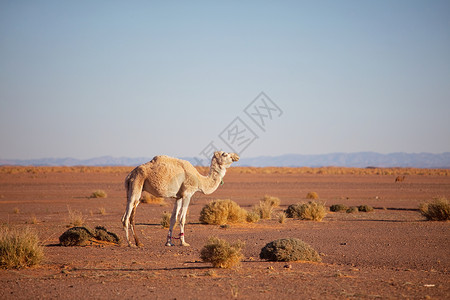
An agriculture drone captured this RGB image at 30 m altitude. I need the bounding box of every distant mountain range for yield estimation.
[1,152,449,168]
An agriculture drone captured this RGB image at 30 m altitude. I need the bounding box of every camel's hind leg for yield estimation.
[129,202,143,247]
[122,185,142,247]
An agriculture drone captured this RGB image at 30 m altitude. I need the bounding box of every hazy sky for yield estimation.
[1,0,449,160]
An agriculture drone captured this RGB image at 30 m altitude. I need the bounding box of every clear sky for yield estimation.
[1,0,449,160]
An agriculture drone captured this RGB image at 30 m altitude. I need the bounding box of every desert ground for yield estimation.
[0,166,449,299]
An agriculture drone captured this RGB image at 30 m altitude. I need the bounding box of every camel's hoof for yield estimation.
[165,242,174,247]
[181,242,190,247]
[136,243,144,247]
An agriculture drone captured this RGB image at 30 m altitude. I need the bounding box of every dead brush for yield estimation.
[277,212,287,224]
[90,190,107,198]
[67,206,86,227]
[419,197,450,221]
[0,226,44,269]
[306,192,319,200]
[199,199,247,225]
[285,201,327,221]
[253,195,281,219]
[200,236,244,268]
[160,211,171,228]
[262,195,280,208]
[253,201,273,220]
[246,210,260,223]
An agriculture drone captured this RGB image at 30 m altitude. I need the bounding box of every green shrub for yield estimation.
[200,237,244,268]
[346,206,359,214]
[285,203,302,218]
[419,197,450,221]
[285,201,326,221]
[199,199,247,225]
[260,238,321,262]
[0,226,44,269]
[59,226,120,246]
[330,204,348,212]
[358,205,374,212]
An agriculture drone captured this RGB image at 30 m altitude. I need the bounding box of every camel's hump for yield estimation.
[149,155,191,166]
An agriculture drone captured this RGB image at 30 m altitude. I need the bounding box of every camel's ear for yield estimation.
[214,151,222,159]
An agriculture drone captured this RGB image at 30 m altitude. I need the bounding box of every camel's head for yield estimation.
[213,151,240,168]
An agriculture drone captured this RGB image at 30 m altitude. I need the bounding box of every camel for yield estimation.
[121,151,240,247]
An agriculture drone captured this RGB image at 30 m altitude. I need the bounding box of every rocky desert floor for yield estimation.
[0,166,449,299]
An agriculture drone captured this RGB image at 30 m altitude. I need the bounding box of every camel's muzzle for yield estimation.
[231,153,240,162]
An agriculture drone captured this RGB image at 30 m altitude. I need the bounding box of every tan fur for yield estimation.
[121,151,239,247]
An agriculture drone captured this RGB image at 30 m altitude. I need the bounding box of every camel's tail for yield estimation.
[124,172,133,193]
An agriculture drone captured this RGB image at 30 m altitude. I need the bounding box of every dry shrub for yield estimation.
[160,212,171,228]
[199,199,247,225]
[330,204,348,212]
[67,207,85,227]
[0,226,44,269]
[395,175,405,182]
[260,238,321,262]
[277,212,287,224]
[200,237,244,268]
[262,195,280,208]
[358,205,374,212]
[253,195,281,219]
[246,210,260,223]
[140,192,165,205]
[285,201,326,221]
[29,215,38,224]
[90,190,107,198]
[306,192,319,200]
[253,201,273,220]
[3,166,449,176]
[419,197,450,221]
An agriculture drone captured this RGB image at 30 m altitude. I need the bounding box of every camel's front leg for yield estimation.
[166,198,182,246]
[179,196,191,247]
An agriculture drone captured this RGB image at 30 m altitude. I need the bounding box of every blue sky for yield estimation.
[1,0,449,160]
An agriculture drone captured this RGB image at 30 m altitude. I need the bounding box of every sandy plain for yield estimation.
[0,166,449,299]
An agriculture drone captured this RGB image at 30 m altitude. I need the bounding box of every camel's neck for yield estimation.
[199,160,226,195]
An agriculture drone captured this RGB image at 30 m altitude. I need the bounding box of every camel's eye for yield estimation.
[222,152,227,157]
